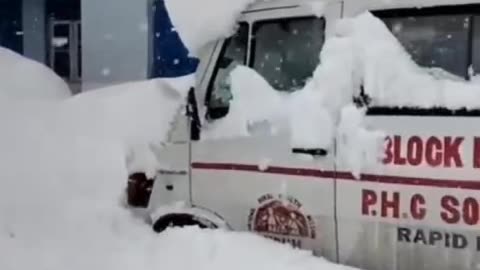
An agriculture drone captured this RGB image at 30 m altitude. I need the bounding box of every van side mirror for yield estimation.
[292,148,328,157]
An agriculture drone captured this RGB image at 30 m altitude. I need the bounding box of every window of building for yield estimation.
[251,17,325,91]
[47,0,82,88]
[0,0,23,54]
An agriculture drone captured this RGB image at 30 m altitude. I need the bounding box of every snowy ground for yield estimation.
[0,47,357,270]
[0,1,361,268]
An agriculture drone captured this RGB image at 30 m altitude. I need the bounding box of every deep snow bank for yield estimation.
[0,47,71,100]
[61,76,194,177]
[0,77,358,270]
[153,227,359,270]
[0,2,360,269]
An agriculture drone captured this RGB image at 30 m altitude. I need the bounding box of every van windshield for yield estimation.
[205,17,325,120]
[205,22,248,120]
[251,17,325,91]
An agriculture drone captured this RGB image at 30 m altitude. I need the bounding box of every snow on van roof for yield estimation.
[345,0,480,13]
[245,0,480,13]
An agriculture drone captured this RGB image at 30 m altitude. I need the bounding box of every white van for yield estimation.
[127,1,480,270]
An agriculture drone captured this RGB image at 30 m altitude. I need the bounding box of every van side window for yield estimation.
[205,23,248,121]
[381,15,470,79]
[251,17,325,91]
[473,16,480,78]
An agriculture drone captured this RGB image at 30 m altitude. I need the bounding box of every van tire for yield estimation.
[152,213,217,233]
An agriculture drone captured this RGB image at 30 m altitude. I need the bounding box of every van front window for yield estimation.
[205,22,248,120]
[381,15,470,79]
[251,17,325,91]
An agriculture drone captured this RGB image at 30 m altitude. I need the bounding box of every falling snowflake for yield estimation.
[101,68,111,76]
[138,22,148,33]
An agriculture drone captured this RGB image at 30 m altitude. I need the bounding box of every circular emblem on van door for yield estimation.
[248,194,316,248]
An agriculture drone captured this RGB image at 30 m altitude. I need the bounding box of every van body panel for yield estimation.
[337,116,480,270]
[147,1,480,269]
[191,130,337,258]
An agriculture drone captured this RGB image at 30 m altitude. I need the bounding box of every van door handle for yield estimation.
[292,148,328,157]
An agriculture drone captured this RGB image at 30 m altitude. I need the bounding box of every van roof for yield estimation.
[245,0,480,12]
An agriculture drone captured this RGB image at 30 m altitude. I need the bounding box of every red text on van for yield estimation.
[361,189,426,220]
[384,136,464,168]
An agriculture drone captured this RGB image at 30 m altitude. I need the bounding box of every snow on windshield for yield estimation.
[0,47,72,100]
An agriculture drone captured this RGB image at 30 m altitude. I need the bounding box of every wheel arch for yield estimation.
[150,204,231,233]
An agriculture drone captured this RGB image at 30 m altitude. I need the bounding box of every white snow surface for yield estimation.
[0,47,71,100]
[0,73,358,270]
[336,105,386,178]
[0,3,359,270]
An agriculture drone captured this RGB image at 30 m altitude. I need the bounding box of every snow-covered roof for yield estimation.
[245,0,480,13]
[345,0,480,13]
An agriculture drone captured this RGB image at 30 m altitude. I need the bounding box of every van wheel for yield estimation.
[152,213,217,233]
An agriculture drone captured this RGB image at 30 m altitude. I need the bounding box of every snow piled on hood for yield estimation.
[0,47,71,100]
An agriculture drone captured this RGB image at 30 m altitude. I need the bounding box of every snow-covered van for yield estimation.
[128,1,480,270]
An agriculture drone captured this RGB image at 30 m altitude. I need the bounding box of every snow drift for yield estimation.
[0,71,358,270]
[0,2,359,270]
[0,47,71,100]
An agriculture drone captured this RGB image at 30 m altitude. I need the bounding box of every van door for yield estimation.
[336,5,480,270]
[191,3,342,259]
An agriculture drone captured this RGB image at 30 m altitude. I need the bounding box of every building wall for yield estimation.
[81,0,151,90]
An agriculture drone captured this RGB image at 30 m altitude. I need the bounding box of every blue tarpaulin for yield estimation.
[150,0,199,78]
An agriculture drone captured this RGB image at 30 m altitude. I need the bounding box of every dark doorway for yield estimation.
[0,0,23,54]
[46,0,81,93]
[46,0,80,21]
